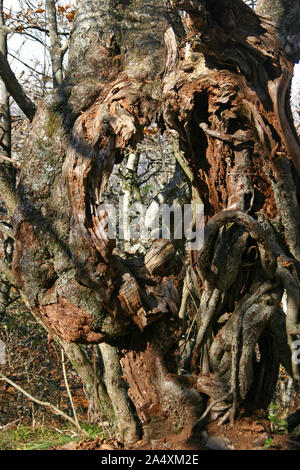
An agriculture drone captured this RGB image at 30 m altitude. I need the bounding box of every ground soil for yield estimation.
[56,412,300,451]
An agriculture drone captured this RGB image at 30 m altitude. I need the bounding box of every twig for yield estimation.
[0,416,23,431]
[61,348,80,428]
[0,371,88,435]
[0,153,21,168]
[54,427,78,438]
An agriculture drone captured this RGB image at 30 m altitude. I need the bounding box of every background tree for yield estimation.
[1,0,300,446]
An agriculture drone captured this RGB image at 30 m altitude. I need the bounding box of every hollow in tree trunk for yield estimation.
[5,0,300,442]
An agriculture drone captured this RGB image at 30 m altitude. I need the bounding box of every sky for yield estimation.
[5,0,74,81]
[292,64,300,105]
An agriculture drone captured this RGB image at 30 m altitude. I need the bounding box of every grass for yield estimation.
[0,422,106,450]
[267,402,288,434]
[264,437,274,450]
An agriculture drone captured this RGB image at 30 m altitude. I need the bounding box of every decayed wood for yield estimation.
[120,329,204,438]
[144,240,175,275]
[40,296,106,344]
[6,0,300,434]
[161,0,300,419]
[121,348,163,426]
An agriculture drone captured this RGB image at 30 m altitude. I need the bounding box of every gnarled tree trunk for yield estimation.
[4,0,300,443]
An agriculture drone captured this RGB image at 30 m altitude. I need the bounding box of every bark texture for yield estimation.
[6,0,300,440]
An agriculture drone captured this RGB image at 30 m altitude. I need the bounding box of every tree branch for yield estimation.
[0,169,18,217]
[61,348,80,428]
[0,371,87,434]
[0,152,21,168]
[46,0,63,87]
[0,51,36,121]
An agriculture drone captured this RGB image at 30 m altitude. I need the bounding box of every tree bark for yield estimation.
[99,342,140,445]
[46,0,64,88]
[0,50,36,121]
[2,0,300,442]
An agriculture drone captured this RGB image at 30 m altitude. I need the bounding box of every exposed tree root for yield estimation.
[185,209,299,423]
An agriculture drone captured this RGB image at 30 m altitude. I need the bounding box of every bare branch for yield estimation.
[46,0,63,87]
[8,51,51,79]
[0,371,87,434]
[60,37,69,56]
[61,348,80,428]
[0,152,21,168]
[0,51,36,121]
